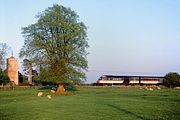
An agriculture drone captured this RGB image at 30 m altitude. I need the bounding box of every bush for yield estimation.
[0,69,10,85]
[164,72,180,88]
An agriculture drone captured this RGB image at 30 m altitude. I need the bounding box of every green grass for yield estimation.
[0,87,180,120]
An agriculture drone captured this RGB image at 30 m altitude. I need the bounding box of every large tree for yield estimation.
[19,4,89,93]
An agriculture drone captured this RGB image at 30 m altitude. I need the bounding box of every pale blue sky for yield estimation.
[1,0,180,83]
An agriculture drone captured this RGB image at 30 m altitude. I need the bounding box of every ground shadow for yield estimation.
[105,103,151,120]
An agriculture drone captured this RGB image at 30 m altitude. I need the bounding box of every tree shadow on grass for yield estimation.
[105,103,150,120]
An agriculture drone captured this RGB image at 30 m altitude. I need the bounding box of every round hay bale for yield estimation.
[38,92,43,97]
[176,87,180,89]
[50,89,56,93]
[157,87,161,90]
[149,88,153,91]
[47,95,51,99]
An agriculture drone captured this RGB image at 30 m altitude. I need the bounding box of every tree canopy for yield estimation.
[19,4,89,86]
[164,72,180,88]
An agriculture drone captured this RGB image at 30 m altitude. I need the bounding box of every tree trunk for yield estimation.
[56,83,65,94]
[28,64,32,85]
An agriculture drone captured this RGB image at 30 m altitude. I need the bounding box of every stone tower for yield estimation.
[7,56,18,85]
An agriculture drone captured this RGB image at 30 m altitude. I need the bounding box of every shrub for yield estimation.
[164,72,180,88]
[0,69,10,85]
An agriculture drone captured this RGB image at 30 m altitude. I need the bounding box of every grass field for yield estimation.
[0,86,180,120]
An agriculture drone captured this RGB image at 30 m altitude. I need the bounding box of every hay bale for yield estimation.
[47,95,51,99]
[145,87,148,90]
[149,88,153,91]
[176,87,180,89]
[50,89,56,93]
[38,92,43,97]
[157,87,161,90]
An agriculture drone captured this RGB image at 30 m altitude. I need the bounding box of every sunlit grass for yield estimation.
[0,87,180,120]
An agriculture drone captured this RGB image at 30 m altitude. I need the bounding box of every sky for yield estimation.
[0,0,180,83]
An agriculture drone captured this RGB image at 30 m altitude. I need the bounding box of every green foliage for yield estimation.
[0,87,180,120]
[19,4,89,84]
[0,69,10,85]
[164,72,180,88]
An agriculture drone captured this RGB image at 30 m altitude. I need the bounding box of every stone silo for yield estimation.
[7,56,18,85]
